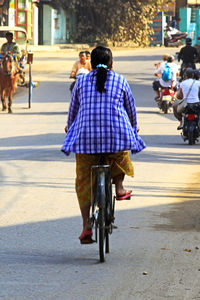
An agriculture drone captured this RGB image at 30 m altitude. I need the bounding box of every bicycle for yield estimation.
[89,160,116,263]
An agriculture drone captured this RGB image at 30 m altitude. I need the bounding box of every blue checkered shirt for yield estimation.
[61,70,146,154]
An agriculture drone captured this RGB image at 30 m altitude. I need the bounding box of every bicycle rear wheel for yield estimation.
[99,205,105,262]
[105,170,112,254]
[97,172,106,263]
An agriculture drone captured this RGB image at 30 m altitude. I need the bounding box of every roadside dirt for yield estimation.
[154,172,200,232]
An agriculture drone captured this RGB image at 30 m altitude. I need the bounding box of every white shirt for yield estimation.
[76,67,89,75]
[180,78,200,103]
[155,62,178,87]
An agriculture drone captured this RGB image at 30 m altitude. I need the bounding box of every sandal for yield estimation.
[177,124,183,130]
[79,229,94,244]
[116,191,133,201]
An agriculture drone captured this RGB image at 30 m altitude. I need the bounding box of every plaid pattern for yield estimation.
[62,70,146,154]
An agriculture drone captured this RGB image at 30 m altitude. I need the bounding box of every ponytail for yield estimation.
[96,64,108,93]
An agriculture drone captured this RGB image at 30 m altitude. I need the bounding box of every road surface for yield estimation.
[0,47,200,300]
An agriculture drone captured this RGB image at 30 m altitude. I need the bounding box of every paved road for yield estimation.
[0,48,200,300]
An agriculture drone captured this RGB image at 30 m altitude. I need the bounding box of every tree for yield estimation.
[52,0,163,46]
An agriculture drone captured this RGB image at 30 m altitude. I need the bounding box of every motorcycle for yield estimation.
[179,62,196,81]
[164,26,187,47]
[157,87,175,114]
[181,103,200,145]
[69,68,89,92]
[175,51,198,81]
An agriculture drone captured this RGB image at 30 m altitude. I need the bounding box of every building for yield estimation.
[2,0,75,45]
[38,0,75,45]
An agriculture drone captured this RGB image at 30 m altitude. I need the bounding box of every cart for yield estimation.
[0,26,36,108]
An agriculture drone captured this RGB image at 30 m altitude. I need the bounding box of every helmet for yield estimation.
[186,37,192,45]
[185,67,194,78]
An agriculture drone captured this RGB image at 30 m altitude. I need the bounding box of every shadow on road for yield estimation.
[1,193,200,298]
[0,142,199,164]
[114,55,163,62]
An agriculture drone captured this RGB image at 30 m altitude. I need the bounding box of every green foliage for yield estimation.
[52,0,163,46]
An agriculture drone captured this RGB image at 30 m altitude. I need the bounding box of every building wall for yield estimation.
[43,4,53,45]
[8,0,34,41]
[40,5,75,45]
[37,2,76,45]
[54,9,67,44]
[33,4,38,45]
[179,7,200,45]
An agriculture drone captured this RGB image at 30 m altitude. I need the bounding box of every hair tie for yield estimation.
[96,64,108,69]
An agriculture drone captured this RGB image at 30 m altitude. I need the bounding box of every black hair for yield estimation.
[5,32,13,38]
[167,55,174,63]
[85,51,90,55]
[91,46,112,93]
[79,51,86,56]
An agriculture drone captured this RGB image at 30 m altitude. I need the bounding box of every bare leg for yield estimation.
[80,202,91,232]
[155,91,160,99]
[173,101,182,128]
[113,173,132,196]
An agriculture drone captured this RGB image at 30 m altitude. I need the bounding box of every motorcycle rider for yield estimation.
[173,68,200,130]
[85,50,91,61]
[154,53,170,70]
[178,37,199,78]
[69,51,92,92]
[153,55,178,104]
[69,51,92,79]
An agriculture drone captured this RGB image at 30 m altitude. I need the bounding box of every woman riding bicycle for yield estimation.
[61,46,146,243]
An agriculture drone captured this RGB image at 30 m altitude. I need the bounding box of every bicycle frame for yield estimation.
[90,164,115,262]
[91,165,110,205]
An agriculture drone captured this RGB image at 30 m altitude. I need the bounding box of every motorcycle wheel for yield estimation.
[164,38,169,47]
[162,101,168,114]
[188,130,195,145]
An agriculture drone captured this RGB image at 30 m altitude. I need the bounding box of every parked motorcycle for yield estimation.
[181,103,200,145]
[157,87,175,114]
[164,26,187,47]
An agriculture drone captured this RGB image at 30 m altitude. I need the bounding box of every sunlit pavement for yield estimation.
[0,48,200,300]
